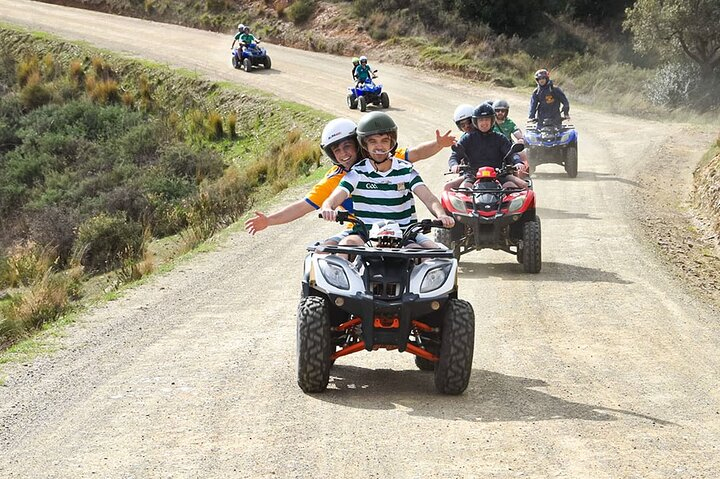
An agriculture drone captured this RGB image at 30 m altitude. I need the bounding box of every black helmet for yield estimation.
[472,102,495,129]
[356,112,398,148]
[493,99,510,111]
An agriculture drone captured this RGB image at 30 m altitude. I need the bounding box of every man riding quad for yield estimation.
[493,99,529,171]
[444,103,527,191]
[528,69,570,126]
[354,56,374,86]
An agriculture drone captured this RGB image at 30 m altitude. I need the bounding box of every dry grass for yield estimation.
[1,242,57,288]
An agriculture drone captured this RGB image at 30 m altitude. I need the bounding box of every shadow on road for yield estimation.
[318,367,672,425]
[457,261,632,284]
[536,207,601,221]
[532,171,641,188]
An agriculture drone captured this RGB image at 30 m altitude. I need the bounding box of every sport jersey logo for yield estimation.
[365,183,379,189]
[545,95,555,104]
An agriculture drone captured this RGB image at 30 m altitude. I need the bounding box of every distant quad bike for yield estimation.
[297,213,475,395]
[524,117,578,177]
[347,73,390,112]
[231,42,271,72]
[437,143,542,273]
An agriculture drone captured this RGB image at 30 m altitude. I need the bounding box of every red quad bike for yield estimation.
[436,143,542,273]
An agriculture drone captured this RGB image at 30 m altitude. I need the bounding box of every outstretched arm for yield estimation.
[244,200,315,235]
[407,130,456,163]
[413,185,455,228]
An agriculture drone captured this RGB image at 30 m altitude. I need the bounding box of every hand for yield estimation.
[514,163,528,176]
[435,129,456,149]
[320,207,337,222]
[437,214,455,228]
[245,211,268,235]
[450,165,460,174]
[528,118,537,123]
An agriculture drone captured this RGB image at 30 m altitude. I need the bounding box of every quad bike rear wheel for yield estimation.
[347,93,358,110]
[564,145,578,178]
[380,92,390,109]
[434,299,475,395]
[358,95,367,112]
[243,58,252,72]
[520,218,542,273]
[297,296,333,393]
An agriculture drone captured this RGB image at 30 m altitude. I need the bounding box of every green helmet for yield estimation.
[356,112,398,148]
[352,56,360,65]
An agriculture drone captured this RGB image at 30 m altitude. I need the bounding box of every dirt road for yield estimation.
[1,1,719,477]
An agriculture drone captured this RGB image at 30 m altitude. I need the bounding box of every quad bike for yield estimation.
[231,42,271,72]
[347,72,390,112]
[524,117,578,177]
[297,213,475,395]
[437,143,541,273]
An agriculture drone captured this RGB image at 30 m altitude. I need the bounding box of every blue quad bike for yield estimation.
[524,118,578,177]
[347,77,390,112]
[231,43,271,72]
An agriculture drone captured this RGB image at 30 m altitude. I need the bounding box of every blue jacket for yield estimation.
[529,80,570,124]
[448,129,522,178]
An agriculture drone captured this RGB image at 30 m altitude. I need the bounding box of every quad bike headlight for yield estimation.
[508,196,525,214]
[449,195,466,213]
[318,259,350,290]
[559,132,573,143]
[420,265,451,293]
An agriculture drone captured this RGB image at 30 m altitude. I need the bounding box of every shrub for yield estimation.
[16,55,39,87]
[286,0,316,25]
[227,113,237,140]
[73,213,145,273]
[1,241,57,288]
[68,59,84,87]
[20,73,53,110]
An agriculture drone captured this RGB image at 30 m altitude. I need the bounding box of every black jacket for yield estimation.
[448,129,522,177]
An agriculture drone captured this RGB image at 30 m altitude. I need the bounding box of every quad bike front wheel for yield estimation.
[297,296,333,393]
[347,93,358,110]
[434,299,475,395]
[242,58,252,72]
[231,55,240,69]
[520,218,542,273]
[358,95,367,112]
[380,92,390,109]
[564,145,578,178]
[264,56,272,69]
[434,224,462,259]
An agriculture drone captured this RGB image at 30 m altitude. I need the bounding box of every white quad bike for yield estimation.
[297,212,475,395]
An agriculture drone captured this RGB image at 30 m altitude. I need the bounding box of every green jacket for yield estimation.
[493,118,520,140]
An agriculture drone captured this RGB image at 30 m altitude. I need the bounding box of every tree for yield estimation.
[624,0,720,79]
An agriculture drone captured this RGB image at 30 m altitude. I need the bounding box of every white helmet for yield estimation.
[359,55,368,63]
[238,23,245,31]
[453,104,475,124]
[320,118,358,168]
[369,221,403,247]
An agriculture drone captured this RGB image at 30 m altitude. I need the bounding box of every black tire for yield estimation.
[242,58,252,72]
[297,296,333,393]
[521,218,541,273]
[380,91,390,108]
[434,225,462,259]
[415,355,436,371]
[564,145,578,178]
[264,56,272,69]
[347,93,358,110]
[358,95,367,112]
[434,299,475,395]
[231,55,240,69]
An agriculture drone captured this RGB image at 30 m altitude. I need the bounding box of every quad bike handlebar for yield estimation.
[318,212,447,246]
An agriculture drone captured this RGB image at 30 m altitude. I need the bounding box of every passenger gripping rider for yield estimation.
[244,117,455,244]
[237,25,258,51]
[528,69,570,126]
[231,23,246,51]
[445,103,527,191]
[351,57,360,80]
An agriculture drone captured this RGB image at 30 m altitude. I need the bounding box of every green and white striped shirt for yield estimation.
[338,157,424,228]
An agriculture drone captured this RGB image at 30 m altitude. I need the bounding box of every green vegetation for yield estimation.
[0,27,327,348]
